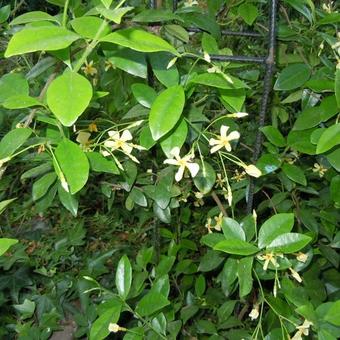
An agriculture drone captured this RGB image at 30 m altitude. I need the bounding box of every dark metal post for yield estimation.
[246,0,278,214]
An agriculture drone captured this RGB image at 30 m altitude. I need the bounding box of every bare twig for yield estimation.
[211,191,228,217]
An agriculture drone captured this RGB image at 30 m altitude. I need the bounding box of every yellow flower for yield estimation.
[215,173,226,188]
[289,267,303,283]
[81,60,97,77]
[257,252,282,271]
[105,60,114,71]
[291,320,313,340]
[103,129,144,163]
[249,304,260,320]
[209,125,240,153]
[88,122,98,132]
[243,164,262,178]
[163,147,200,182]
[312,163,327,177]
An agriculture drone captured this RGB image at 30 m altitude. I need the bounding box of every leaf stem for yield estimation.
[62,0,70,27]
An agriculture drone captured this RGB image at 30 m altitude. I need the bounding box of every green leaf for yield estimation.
[70,17,110,39]
[160,119,188,158]
[324,301,340,326]
[327,148,340,172]
[54,139,89,194]
[0,198,17,215]
[5,26,80,57]
[237,257,253,297]
[267,233,312,253]
[131,83,157,108]
[221,217,246,241]
[335,69,340,108]
[256,154,281,175]
[135,291,170,316]
[139,126,157,150]
[149,85,185,141]
[116,255,132,300]
[9,11,59,25]
[0,73,29,104]
[47,71,92,126]
[219,88,246,112]
[258,213,294,249]
[193,161,216,194]
[101,0,113,9]
[133,9,183,23]
[316,124,340,154]
[87,152,119,174]
[97,7,133,24]
[129,188,147,207]
[13,299,36,320]
[2,95,43,109]
[214,239,259,256]
[238,3,258,25]
[58,184,78,217]
[282,163,307,186]
[191,73,247,90]
[260,126,286,147]
[101,28,179,56]
[293,107,321,131]
[0,128,32,160]
[0,5,11,23]
[0,238,18,256]
[89,301,122,340]
[274,64,311,91]
[32,172,57,201]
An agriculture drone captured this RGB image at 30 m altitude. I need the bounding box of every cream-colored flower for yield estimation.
[205,217,213,233]
[76,131,91,150]
[232,169,246,182]
[223,184,232,206]
[88,122,98,132]
[243,164,262,178]
[0,156,11,170]
[108,323,126,333]
[312,163,327,178]
[296,252,308,263]
[209,125,240,153]
[194,192,204,207]
[257,252,282,271]
[103,130,144,163]
[163,147,200,182]
[215,173,226,188]
[249,304,260,320]
[81,60,97,76]
[291,320,313,340]
[214,212,224,231]
[289,267,303,283]
[227,112,249,118]
[184,0,198,7]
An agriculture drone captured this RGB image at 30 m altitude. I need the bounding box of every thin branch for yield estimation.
[211,191,228,217]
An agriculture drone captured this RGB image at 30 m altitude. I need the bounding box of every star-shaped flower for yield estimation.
[163,147,200,182]
[209,125,240,153]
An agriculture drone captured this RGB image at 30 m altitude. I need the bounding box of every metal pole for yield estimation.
[187,27,262,38]
[246,0,278,214]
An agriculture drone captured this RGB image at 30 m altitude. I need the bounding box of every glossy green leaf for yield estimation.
[327,148,340,172]
[87,152,119,174]
[135,291,170,316]
[0,5,11,23]
[193,161,216,195]
[267,233,312,253]
[58,184,78,217]
[260,126,286,147]
[131,83,157,108]
[70,17,110,39]
[237,257,253,297]
[282,163,307,186]
[101,28,179,56]
[32,172,57,201]
[316,124,340,154]
[139,126,157,150]
[97,7,133,24]
[274,64,311,91]
[222,217,246,241]
[89,300,122,340]
[258,213,294,249]
[191,73,247,90]
[9,11,59,25]
[133,9,183,23]
[256,154,281,175]
[219,88,246,112]
[214,238,259,256]
[47,71,92,126]
[101,0,113,9]
[335,69,340,108]
[2,95,43,109]
[149,85,185,141]
[0,73,29,103]
[0,238,18,256]
[54,139,89,194]
[0,198,17,215]
[5,26,80,57]
[324,301,340,326]
[293,107,321,131]
[0,128,32,160]
[116,255,132,300]
[129,188,147,207]
[160,119,188,158]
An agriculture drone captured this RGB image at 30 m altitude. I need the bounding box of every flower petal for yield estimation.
[227,130,240,141]
[164,159,179,166]
[121,129,133,141]
[187,162,200,177]
[220,125,230,138]
[175,165,185,182]
[121,143,133,155]
[209,138,220,146]
[210,144,223,153]
[170,147,181,159]
[108,130,119,139]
